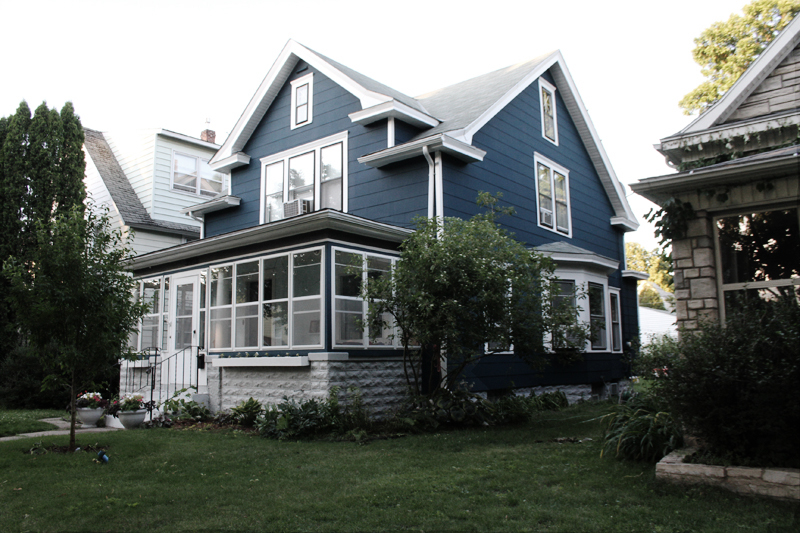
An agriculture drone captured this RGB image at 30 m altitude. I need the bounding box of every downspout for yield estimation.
[387,117,396,148]
[423,145,435,218]
[186,210,205,239]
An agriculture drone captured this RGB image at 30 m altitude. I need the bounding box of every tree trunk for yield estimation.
[69,370,77,452]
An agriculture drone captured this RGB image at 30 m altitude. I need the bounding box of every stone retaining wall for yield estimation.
[207,354,408,418]
[657,448,800,501]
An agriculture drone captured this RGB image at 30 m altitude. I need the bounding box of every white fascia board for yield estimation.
[129,210,412,271]
[181,195,241,216]
[611,216,639,232]
[210,152,251,173]
[349,100,440,128]
[358,134,486,167]
[539,249,619,275]
[211,40,393,167]
[157,129,220,150]
[622,270,650,281]
[681,16,800,134]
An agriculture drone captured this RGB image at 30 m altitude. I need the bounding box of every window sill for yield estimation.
[213,356,310,368]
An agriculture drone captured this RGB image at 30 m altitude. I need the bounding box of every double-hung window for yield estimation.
[261,132,347,223]
[716,207,800,319]
[172,152,225,196]
[588,283,607,350]
[539,78,558,145]
[290,73,313,129]
[551,270,619,353]
[534,153,571,236]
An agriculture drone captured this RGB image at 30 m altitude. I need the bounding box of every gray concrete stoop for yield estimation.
[0,418,120,442]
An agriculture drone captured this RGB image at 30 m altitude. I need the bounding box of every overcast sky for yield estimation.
[0,0,751,249]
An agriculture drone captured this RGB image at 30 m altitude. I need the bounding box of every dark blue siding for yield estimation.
[205,61,428,236]
[394,120,424,145]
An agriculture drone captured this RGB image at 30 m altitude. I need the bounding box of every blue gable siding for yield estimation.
[205,62,429,237]
[441,70,620,267]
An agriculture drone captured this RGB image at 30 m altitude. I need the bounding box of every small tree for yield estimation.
[4,204,147,450]
[362,194,587,396]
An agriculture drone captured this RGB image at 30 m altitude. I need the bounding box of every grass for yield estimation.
[0,409,63,437]
[1,402,797,532]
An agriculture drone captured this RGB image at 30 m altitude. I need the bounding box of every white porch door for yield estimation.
[164,273,206,393]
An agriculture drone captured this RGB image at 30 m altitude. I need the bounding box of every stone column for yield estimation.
[672,210,720,332]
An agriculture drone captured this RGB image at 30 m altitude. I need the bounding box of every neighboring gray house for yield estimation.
[83,127,225,256]
[632,16,800,329]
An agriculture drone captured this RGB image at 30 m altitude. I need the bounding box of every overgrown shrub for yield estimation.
[643,297,800,468]
[163,397,211,422]
[601,390,683,462]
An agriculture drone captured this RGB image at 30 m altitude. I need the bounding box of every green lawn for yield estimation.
[0,403,796,532]
[0,409,63,437]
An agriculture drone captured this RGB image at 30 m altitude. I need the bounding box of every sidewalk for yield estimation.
[0,418,121,442]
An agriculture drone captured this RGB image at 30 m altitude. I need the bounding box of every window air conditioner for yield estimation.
[540,208,553,228]
[283,199,312,218]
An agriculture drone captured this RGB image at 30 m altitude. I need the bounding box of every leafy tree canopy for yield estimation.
[362,193,588,396]
[3,205,147,449]
[626,242,674,293]
[679,0,800,115]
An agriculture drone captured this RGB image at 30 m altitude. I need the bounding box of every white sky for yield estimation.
[0,0,751,250]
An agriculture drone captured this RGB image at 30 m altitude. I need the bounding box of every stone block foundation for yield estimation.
[656,448,800,501]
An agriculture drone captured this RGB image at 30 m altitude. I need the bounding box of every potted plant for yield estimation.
[75,391,108,427]
[108,394,150,429]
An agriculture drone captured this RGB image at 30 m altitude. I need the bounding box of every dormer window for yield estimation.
[534,152,571,237]
[172,152,225,197]
[539,78,558,145]
[290,73,314,129]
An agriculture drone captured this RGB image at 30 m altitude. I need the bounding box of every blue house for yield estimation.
[124,41,641,413]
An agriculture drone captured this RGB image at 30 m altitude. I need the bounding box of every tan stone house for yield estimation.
[632,16,800,330]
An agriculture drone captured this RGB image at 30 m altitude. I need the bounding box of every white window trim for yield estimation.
[259,132,349,224]
[553,268,613,353]
[331,246,399,349]
[609,288,622,353]
[538,77,558,146]
[533,152,572,238]
[290,73,314,130]
[170,150,225,197]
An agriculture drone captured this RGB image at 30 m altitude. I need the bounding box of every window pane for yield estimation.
[296,83,308,106]
[556,201,569,232]
[210,308,232,349]
[321,179,342,210]
[589,283,607,350]
[288,152,314,202]
[142,280,160,313]
[263,256,289,301]
[542,88,555,141]
[292,298,320,346]
[610,293,621,352]
[554,172,567,202]
[335,251,361,297]
[174,153,197,191]
[210,266,232,307]
[141,316,159,350]
[538,164,551,198]
[321,143,342,181]
[717,209,800,284]
[368,308,394,346]
[199,160,224,196]
[335,299,363,345]
[235,304,259,348]
[265,161,284,195]
[296,104,308,125]
[199,271,206,309]
[262,302,288,346]
[236,262,259,304]
[293,251,321,297]
[163,278,170,313]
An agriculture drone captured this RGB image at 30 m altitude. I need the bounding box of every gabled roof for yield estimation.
[667,15,800,137]
[83,128,200,238]
[211,42,638,231]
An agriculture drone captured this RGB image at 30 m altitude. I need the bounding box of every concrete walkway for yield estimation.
[0,418,121,442]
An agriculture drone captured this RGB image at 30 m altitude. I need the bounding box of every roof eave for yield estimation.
[349,100,440,129]
[357,134,486,167]
[210,152,251,173]
[181,195,242,216]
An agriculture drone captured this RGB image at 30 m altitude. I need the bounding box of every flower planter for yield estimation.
[76,408,105,428]
[117,409,148,429]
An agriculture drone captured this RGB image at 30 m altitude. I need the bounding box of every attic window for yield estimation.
[290,73,313,129]
[539,78,558,145]
[172,152,225,197]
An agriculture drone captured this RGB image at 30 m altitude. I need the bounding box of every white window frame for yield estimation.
[332,247,399,349]
[534,152,572,237]
[553,268,613,353]
[714,206,800,321]
[539,77,558,145]
[259,132,349,224]
[170,150,225,197]
[290,73,314,130]
[609,288,622,353]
